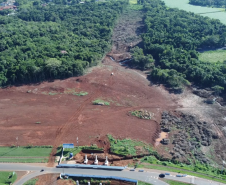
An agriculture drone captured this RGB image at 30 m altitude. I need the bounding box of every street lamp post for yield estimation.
[16,137,18,148]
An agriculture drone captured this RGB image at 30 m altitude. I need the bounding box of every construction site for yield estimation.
[0,5,226,185]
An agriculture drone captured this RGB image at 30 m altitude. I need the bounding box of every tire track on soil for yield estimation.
[47,65,115,167]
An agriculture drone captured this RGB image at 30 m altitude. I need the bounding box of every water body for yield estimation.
[162,0,226,25]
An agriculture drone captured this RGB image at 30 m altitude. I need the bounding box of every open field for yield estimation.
[199,50,226,63]
[0,147,52,157]
[162,0,226,24]
[0,146,51,163]
[0,171,17,185]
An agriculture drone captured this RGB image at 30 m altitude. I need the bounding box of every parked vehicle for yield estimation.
[176,174,183,177]
[159,174,165,178]
[130,169,135,171]
[165,173,170,175]
[138,169,144,172]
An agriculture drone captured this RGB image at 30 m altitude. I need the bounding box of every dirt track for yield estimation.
[0,58,177,149]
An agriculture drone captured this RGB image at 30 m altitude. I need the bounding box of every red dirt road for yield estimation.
[0,58,176,149]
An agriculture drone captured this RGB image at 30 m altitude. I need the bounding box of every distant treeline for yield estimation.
[133,0,226,92]
[189,0,226,7]
[0,0,128,86]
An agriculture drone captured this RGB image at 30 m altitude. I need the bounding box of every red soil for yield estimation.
[0,58,176,152]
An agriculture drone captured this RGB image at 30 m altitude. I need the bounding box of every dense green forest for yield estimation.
[189,0,226,7]
[0,0,128,86]
[134,0,226,92]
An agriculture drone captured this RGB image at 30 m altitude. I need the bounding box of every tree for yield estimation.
[45,58,62,78]
[212,85,224,95]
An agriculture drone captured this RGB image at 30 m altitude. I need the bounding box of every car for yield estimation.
[40,169,44,172]
[176,174,183,177]
[165,173,170,175]
[159,174,165,178]
[182,174,187,177]
[138,169,144,172]
[130,169,135,171]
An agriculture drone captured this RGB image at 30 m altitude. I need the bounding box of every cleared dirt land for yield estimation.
[0,58,177,147]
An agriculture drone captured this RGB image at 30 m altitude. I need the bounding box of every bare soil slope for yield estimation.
[0,59,176,147]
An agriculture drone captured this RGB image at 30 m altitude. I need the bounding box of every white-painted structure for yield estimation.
[84,155,88,164]
[104,156,109,166]
[94,155,98,165]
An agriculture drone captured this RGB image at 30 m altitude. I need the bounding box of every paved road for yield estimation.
[0,164,226,185]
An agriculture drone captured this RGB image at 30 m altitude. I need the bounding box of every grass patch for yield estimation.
[138,156,226,185]
[73,91,88,96]
[42,88,88,96]
[0,146,52,157]
[162,179,192,185]
[127,4,143,10]
[48,92,58,95]
[0,158,48,163]
[138,181,153,185]
[139,164,226,184]
[92,99,110,106]
[0,171,17,185]
[57,145,103,158]
[162,0,226,24]
[199,50,226,63]
[129,0,137,4]
[23,178,38,185]
[108,135,152,156]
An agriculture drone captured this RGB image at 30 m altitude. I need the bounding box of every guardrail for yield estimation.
[57,164,127,171]
[61,173,137,184]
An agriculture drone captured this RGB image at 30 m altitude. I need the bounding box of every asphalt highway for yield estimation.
[0,164,225,185]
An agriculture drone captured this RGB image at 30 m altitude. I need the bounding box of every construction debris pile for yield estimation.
[160,111,219,164]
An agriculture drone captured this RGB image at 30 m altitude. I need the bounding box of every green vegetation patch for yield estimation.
[130,110,152,119]
[57,145,103,158]
[199,50,226,63]
[139,155,226,183]
[23,178,38,185]
[162,179,193,185]
[0,146,52,157]
[108,135,152,156]
[129,0,137,4]
[93,99,110,106]
[140,164,226,184]
[0,158,48,163]
[138,181,153,185]
[127,4,143,10]
[73,91,88,96]
[0,171,17,185]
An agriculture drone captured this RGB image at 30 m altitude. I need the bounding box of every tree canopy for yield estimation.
[137,0,226,91]
[0,0,128,86]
